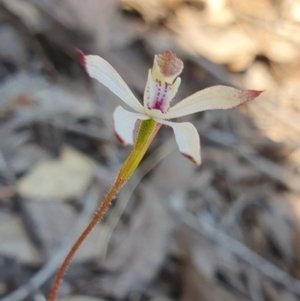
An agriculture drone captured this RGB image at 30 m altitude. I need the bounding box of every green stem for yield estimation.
[119,119,161,180]
[47,119,161,301]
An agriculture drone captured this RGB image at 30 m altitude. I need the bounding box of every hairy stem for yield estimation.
[47,119,161,301]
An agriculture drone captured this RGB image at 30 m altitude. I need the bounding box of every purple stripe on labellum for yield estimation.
[147,81,172,113]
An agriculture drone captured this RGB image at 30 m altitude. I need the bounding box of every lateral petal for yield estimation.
[156,119,201,165]
[165,86,263,119]
[78,50,145,113]
[113,106,149,145]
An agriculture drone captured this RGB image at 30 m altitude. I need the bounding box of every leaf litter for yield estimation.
[1,0,300,301]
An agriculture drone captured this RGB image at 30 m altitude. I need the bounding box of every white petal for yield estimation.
[156,119,201,165]
[165,86,263,119]
[79,51,144,113]
[113,106,149,145]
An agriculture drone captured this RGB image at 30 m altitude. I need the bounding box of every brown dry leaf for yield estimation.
[166,7,257,67]
[21,199,105,262]
[231,0,279,21]
[17,146,95,200]
[243,61,278,90]
[120,0,171,23]
[180,262,242,301]
[232,10,300,64]
[100,185,174,299]
[52,0,147,50]
[179,227,245,301]
[199,0,235,26]
[0,213,41,264]
[161,0,300,70]
[233,193,294,269]
[273,59,300,88]
[242,60,300,145]
[0,72,96,117]
[255,27,300,63]
[0,0,42,30]
[61,0,119,50]
[281,0,300,22]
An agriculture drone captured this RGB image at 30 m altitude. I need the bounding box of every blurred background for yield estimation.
[1,0,300,300]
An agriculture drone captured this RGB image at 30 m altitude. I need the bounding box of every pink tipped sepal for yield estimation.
[181,152,201,166]
[240,90,264,103]
[75,48,87,71]
[115,131,128,146]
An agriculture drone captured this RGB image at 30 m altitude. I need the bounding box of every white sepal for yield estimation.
[85,55,145,113]
[156,119,201,165]
[113,106,149,145]
[165,86,262,119]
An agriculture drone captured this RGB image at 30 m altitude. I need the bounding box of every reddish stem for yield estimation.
[47,119,161,301]
[47,176,125,301]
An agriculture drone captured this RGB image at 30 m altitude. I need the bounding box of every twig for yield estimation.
[0,112,66,150]
[48,119,111,142]
[0,184,101,301]
[175,210,300,296]
[219,185,269,230]
[202,129,300,193]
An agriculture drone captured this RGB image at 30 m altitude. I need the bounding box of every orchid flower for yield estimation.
[48,50,262,301]
[78,50,262,165]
